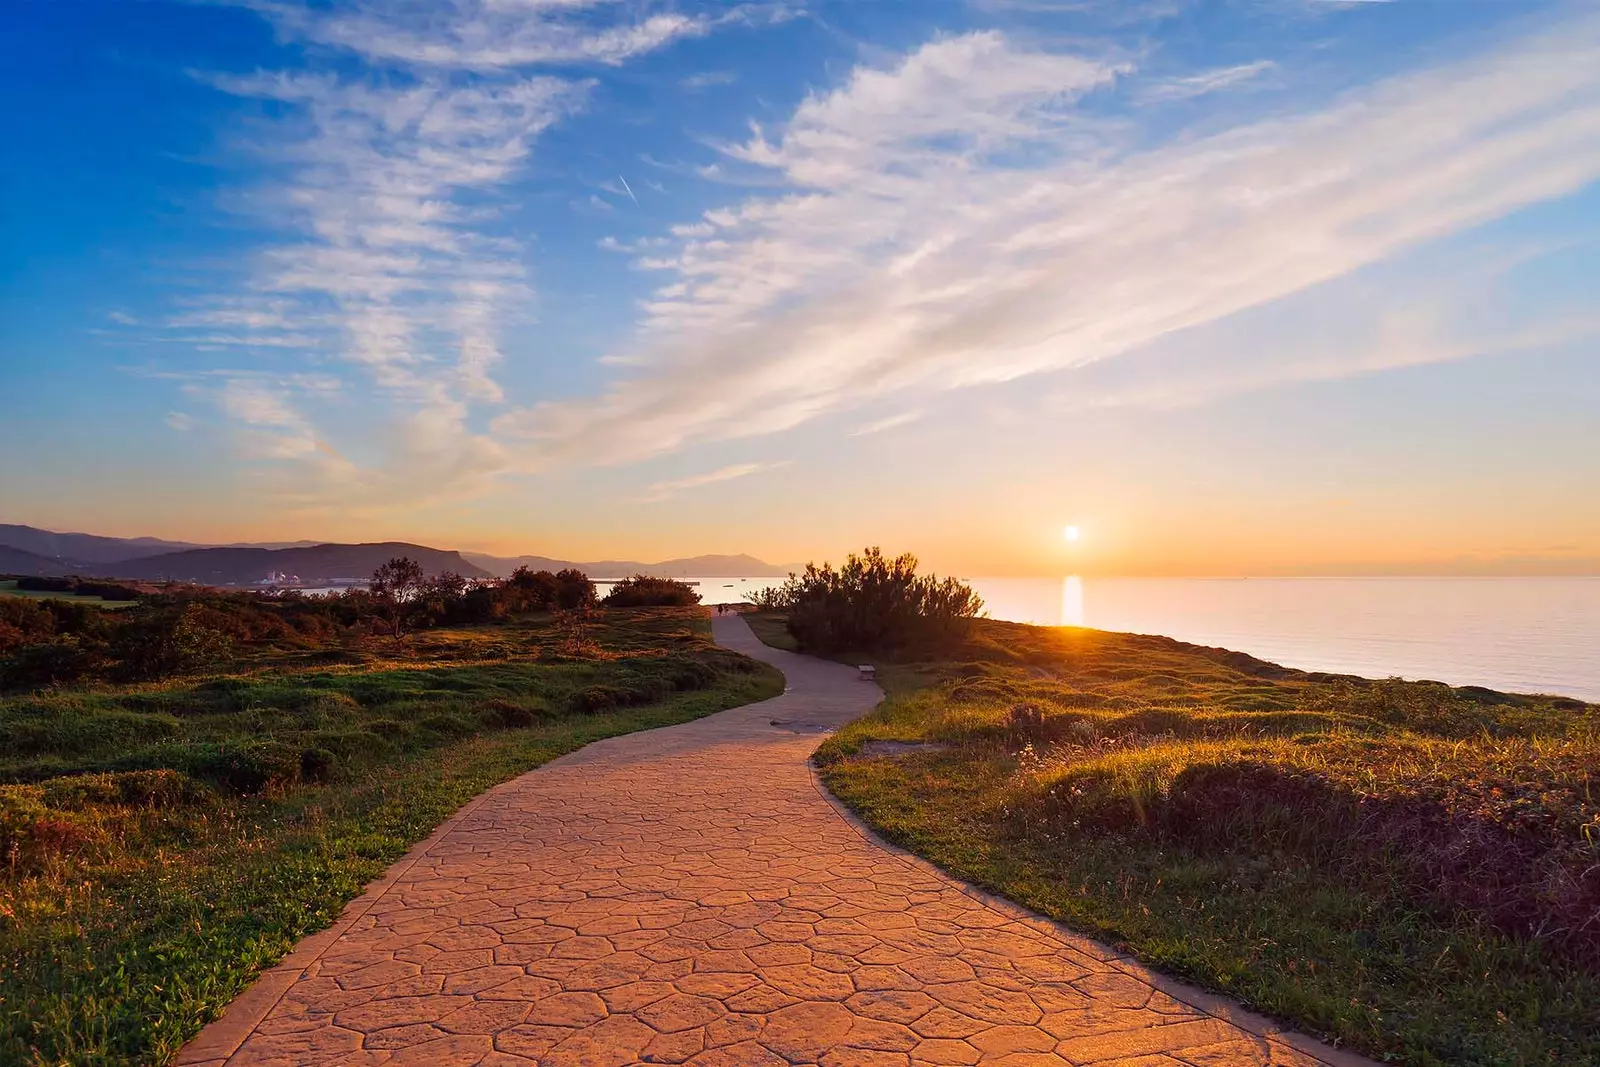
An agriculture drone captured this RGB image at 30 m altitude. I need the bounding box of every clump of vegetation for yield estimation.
[750,547,982,653]
[769,616,1600,1067]
[0,601,781,1065]
[601,574,701,607]
[0,558,612,692]
[11,576,142,601]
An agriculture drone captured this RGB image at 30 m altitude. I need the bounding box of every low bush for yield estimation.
[757,547,982,653]
[298,746,338,782]
[602,575,701,608]
[39,769,212,810]
[0,787,93,872]
[135,739,303,795]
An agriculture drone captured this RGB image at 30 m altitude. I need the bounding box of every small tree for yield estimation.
[761,547,983,654]
[506,566,560,611]
[601,575,701,608]
[553,568,597,611]
[369,556,426,640]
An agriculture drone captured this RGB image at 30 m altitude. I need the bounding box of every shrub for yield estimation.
[0,786,93,872]
[363,718,409,744]
[554,569,597,610]
[0,599,55,653]
[110,603,234,681]
[485,699,543,729]
[310,729,382,761]
[505,567,560,611]
[1005,703,1047,744]
[601,575,701,608]
[39,769,212,810]
[572,685,627,713]
[416,713,476,741]
[761,547,983,654]
[0,636,101,688]
[298,746,338,782]
[145,740,302,795]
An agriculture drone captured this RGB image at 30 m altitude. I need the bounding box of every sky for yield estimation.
[2,0,1598,577]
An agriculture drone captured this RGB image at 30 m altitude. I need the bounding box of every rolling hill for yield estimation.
[97,543,492,585]
[0,544,72,577]
[0,524,202,565]
[1,524,789,586]
[463,552,797,579]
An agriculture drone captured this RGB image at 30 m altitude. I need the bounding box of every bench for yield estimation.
[858,665,876,682]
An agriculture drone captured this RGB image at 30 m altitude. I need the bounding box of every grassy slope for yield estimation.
[742,612,1600,1067]
[0,608,782,1067]
[0,579,133,609]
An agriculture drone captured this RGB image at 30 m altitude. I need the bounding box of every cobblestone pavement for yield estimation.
[178,615,1374,1067]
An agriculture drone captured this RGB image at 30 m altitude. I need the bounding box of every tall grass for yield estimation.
[793,616,1600,1066]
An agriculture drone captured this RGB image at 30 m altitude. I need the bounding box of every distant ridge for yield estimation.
[0,524,203,564]
[98,543,491,585]
[0,524,790,586]
[0,544,70,577]
[463,552,798,579]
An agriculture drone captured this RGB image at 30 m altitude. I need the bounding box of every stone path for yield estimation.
[179,615,1374,1067]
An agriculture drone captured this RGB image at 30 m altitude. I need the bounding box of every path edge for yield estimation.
[173,776,517,1067]
[804,760,1381,1067]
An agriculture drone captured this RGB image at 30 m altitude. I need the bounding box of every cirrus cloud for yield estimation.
[499,12,1600,468]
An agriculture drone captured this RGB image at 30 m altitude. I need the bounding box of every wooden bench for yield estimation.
[858,665,876,682]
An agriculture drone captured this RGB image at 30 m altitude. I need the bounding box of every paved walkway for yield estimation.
[179,615,1373,1067]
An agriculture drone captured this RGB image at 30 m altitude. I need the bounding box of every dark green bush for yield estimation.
[141,740,301,795]
[572,685,626,713]
[0,637,101,688]
[485,699,542,728]
[758,547,983,654]
[39,769,213,810]
[601,575,701,608]
[298,747,338,782]
[416,714,476,741]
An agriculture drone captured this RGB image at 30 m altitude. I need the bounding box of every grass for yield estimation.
[0,607,783,1067]
[0,579,133,609]
[744,612,1600,1067]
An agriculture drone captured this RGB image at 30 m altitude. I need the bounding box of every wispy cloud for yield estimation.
[850,410,923,436]
[165,412,195,432]
[166,0,723,513]
[683,69,739,90]
[499,12,1600,468]
[642,461,785,501]
[1139,59,1276,102]
[244,0,710,69]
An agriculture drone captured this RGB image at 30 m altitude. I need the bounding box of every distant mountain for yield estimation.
[463,552,797,579]
[91,543,492,585]
[0,525,326,568]
[0,524,203,565]
[0,544,70,577]
[2,523,787,586]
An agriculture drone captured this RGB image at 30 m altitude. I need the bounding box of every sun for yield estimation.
[1063,525,1081,542]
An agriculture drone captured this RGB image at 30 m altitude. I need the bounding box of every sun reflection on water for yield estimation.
[1061,575,1084,627]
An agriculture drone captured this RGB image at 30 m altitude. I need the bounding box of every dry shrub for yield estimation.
[1023,736,1600,965]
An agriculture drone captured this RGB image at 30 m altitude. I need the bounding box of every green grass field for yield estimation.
[0,607,783,1066]
[744,612,1600,1067]
[0,579,134,608]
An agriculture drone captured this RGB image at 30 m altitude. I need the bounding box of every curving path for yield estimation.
[178,614,1374,1067]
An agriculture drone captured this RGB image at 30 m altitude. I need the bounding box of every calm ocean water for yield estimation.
[690,576,1600,701]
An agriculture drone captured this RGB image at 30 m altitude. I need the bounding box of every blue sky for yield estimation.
[3,0,1598,574]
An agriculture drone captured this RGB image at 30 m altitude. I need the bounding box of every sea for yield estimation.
[293,576,1599,701]
[691,576,1600,702]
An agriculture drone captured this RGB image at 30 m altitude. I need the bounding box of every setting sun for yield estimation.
[1064,525,1082,542]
